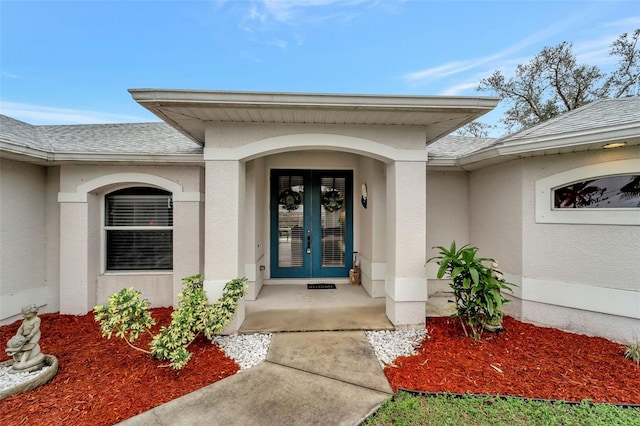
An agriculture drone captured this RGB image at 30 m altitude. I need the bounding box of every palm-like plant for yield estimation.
[427,242,515,340]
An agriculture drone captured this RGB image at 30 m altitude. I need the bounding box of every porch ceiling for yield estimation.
[129,89,499,145]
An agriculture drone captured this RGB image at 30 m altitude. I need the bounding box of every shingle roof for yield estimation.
[2,96,637,162]
[498,97,640,144]
[1,115,202,155]
[0,115,54,152]
[427,135,498,158]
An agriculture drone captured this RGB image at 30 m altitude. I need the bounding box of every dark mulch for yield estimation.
[385,316,640,404]
[1,312,638,425]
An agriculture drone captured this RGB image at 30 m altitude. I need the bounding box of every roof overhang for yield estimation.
[428,122,640,171]
[128,89,500,145]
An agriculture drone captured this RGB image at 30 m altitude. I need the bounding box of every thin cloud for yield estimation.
[242,0,373,32]
[261,0,371,23]
[403,14,638,89]
[0,101,152,125]
[439,82,479,97]
[601,15,640,29]
[403,22,570,86]
[1,71,20,79]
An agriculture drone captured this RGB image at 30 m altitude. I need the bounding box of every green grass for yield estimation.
[364,392,640,426]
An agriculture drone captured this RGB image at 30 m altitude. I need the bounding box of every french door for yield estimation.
[270,170,353,278]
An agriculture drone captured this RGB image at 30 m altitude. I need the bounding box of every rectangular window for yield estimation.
[105,189,173,271]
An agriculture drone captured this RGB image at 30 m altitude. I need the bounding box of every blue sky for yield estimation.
[1,0,638,135]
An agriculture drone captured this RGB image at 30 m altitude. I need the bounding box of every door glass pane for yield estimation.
[320,176,346,267]
[277,175,305,267]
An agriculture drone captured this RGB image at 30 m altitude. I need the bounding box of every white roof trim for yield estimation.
[129,89,499,110]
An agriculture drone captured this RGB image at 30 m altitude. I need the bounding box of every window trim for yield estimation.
[535,159,640,225]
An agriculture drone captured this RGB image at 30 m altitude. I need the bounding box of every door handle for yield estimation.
[306,234,311,254]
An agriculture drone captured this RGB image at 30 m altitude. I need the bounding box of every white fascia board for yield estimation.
[51,152,204,164]
[456,125,640,170]
[0,142,52,162]
[129,89,500,111]
[495,124,640,155]
[425,157,460,168]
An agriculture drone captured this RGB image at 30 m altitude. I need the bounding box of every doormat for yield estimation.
[307,283,336,290]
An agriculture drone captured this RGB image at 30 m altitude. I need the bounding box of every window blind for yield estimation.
[105,187,173,271]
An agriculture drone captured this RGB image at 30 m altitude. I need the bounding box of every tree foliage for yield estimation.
[478,29,639,132]
[454,121,497,138]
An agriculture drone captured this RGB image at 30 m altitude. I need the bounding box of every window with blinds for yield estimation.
[105,187,173,271]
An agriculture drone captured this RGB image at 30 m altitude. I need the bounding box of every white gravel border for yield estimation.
[211,329,427,370]
[211,333,273,370]
[365,329,427,366]
[0,364,54,395]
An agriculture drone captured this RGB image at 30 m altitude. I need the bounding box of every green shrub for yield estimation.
[427,241,515,340]
[624,338,640,366]
[94,274,247,369]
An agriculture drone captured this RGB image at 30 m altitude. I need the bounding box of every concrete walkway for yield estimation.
[119,331,393,426]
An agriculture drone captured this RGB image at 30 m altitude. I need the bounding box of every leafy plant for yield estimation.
[427,241,515,340]
[624,338,640,366]
[94,274,247,369]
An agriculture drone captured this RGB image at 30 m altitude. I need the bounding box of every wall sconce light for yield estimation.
[361,183,367,208]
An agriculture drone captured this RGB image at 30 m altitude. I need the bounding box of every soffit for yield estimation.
[129,89,500,145]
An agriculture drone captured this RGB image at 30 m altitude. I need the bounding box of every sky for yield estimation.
[1,0,639,136]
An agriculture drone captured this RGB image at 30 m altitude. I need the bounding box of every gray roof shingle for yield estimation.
[498,97,640,144]
[0,115,54,152]
[2,96,637,160]
[1,116,202,155]
[427,135,498,157]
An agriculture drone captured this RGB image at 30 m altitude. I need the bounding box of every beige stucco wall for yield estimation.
[522,148,639,289]
[0,159,49,324]
[243,158,267,300]
[469,161,524,276]
[357,157,386,297]
[45,166,61,316]
[467,147,640,342]
[205,122,429,151]
[58,164,204,314]
[519,148,640,341]
[424,171,470,310]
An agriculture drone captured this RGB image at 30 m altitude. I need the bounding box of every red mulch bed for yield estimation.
[385,316,640,404]
[0,313,638,425]
[0,308,239,426]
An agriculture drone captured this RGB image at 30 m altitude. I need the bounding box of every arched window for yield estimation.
[105,187,173,271]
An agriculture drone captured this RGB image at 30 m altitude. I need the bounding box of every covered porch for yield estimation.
[129,89,499,332]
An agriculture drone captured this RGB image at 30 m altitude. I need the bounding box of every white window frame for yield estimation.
[535,159,640,225]
[102,186,174,273]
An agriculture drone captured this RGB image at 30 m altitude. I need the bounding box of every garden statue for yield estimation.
[5,304,46,372]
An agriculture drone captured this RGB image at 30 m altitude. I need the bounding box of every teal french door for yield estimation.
[271,170,353,278]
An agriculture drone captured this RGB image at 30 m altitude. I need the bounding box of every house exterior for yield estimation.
[1,91,638,342]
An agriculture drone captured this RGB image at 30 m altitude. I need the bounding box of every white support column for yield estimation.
[385,160,427,328]
[204,160,246,332]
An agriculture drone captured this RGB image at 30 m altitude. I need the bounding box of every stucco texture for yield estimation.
[0,159,48,319]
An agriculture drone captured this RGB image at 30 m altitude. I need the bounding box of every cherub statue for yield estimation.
[5,304,46,372]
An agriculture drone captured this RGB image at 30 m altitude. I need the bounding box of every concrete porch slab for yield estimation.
[240,284,394,333]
